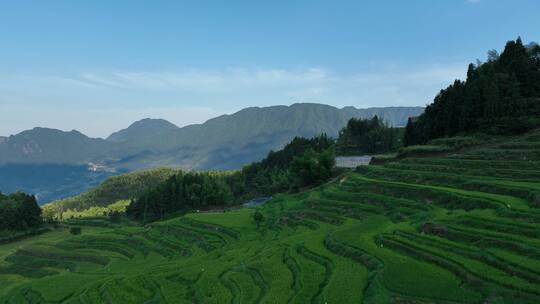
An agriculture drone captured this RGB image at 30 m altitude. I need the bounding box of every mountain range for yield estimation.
[0,103,423,202]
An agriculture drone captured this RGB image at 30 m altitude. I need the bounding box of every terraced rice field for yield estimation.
[1,131,540,303]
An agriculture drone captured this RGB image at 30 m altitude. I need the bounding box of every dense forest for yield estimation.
[405,38,540,145]
[241,134,335,197]
[336,116,402,155]
[127,134,336,221]
[126,171,235,221]
[0,192,41,231]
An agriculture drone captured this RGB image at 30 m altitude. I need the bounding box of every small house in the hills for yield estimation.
[335,156,372,168]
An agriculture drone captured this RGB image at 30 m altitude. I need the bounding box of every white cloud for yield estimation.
[0,64,466,137]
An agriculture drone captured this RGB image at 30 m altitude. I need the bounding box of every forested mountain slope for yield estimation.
[0,104,422,202]
[0,128,111,165]
[0,104,422,168]
[405,38,540,145]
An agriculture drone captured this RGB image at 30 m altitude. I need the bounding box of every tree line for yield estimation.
[0,192,42,231]
[405,38,540,145]
[241,134,335,197]
[127,134,336,221]
[126,171,235,221]
[336,116,402,155]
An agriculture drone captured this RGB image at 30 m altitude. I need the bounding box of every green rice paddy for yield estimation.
[1,131,540,303]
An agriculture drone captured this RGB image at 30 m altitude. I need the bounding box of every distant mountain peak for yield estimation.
[16,127,89,139]
[1,104,424,202]
[2,104,424,169]
[126,118,178,129]
[107,118,178,142]
[131,117,176,126]
[0,126,108,165]
[290,102,334,107]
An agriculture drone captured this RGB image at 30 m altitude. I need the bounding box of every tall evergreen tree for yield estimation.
[404,38,540,145]
[0,192,42,231]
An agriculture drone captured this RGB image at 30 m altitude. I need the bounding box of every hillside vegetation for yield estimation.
[127,134,336,221]
[0,104,422,203]
[1,130,540,303]
[0,193,41,233]
[43,135,337,221]
[336,116,403,155]
[405,38,540,145]
[42,168,179,219]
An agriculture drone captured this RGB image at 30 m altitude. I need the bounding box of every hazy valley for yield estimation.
[0,104,422,203]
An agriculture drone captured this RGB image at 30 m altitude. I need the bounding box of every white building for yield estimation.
[335,156,372,168]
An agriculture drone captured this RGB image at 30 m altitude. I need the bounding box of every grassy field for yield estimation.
[1,131,540,303]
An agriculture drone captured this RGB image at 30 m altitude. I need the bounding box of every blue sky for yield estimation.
[1,0,539,137]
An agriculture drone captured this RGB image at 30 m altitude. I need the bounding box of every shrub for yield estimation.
[253,211,264,224]
[69,227,82,235]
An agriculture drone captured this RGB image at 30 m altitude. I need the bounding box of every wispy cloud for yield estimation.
[77,68,329,91]
[0,65,466,137]
[68,65,465,106]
